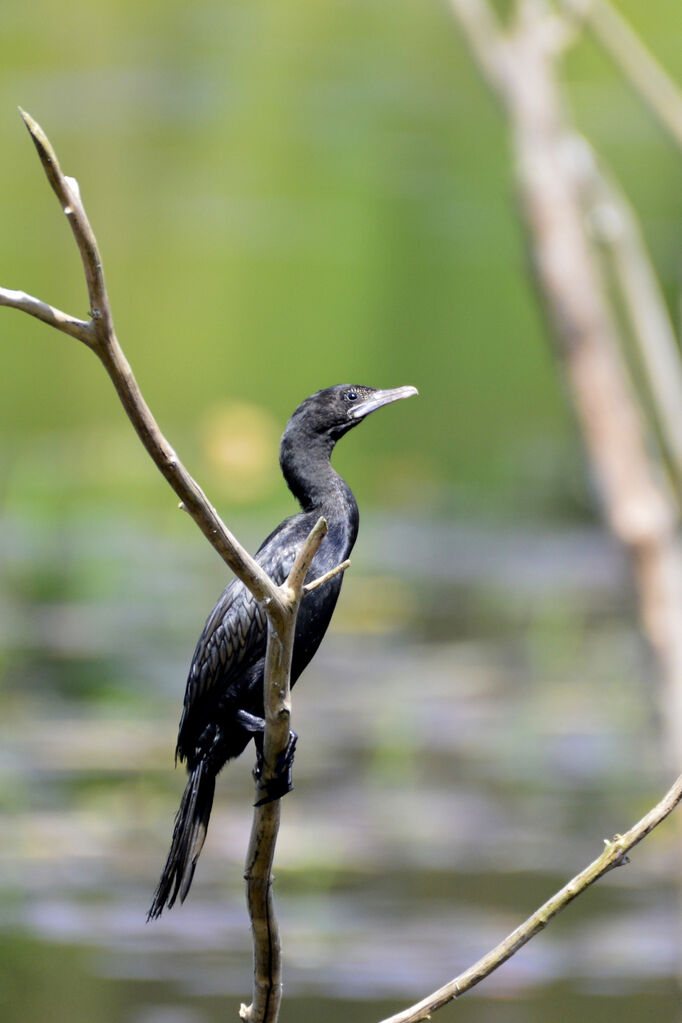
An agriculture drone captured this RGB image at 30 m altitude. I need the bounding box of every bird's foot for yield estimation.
[253,730,298,807]
[235,709,266,734]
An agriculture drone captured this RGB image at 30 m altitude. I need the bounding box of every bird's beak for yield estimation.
[349,385,419,420]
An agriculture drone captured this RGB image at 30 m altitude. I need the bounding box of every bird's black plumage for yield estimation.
[148,384,417,918]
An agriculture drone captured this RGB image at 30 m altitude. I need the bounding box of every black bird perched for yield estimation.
[149,383,417,918]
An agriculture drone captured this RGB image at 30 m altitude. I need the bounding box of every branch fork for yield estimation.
[0,110,339,1023]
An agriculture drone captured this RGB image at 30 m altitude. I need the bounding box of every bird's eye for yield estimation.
[345,390,358,401]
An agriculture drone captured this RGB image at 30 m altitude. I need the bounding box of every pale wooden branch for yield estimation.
[378,770,682,1023]
[451,0,676,544]
[241,518,330,1023]
[434,1,682,1016]
[573,139,682,495]
[286,516,330,597]
[303,558,351,594]
[445,0,511,97]
[18,109,114,335]
[0,287,93,344]
[241,799,283,1023]
[563,0,682,152]
[2,110,274,603]
[450,3,682,736]
[0,111,331,1023]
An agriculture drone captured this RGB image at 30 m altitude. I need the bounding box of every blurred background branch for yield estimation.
[576,144,682,497]
[563,0,682,151]
[449,0,682,767]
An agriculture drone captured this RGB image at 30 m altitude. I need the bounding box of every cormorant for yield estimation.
[149,384,417,918]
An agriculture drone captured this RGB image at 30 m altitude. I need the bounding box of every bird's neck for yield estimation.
[280,431,358,524]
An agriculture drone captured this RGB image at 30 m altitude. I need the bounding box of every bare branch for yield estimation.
[241,518,333,1023]
[242,631,287,1023]
[573,138,682,494]
[2,111,275,604]
[303,558,351,594]
[0,287,93,345]
[241,797,283,1023]
[286,516,328,596]
[451,0,682,771]
[467,4,677,555]
[477,2,682,767]
[379,770,682,1023]
[1,112,316,1023]
[564,0,682,152]
[439,4,682,1017]
[19,108,113,334]
[446,0,510,98]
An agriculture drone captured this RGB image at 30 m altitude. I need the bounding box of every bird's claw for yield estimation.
[253,730,298,806]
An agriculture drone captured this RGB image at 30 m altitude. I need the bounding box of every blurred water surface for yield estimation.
[0,512,679,1022]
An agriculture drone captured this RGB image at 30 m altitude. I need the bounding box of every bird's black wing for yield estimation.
[176,511,316,760]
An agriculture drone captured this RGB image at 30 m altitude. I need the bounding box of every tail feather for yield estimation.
[148,760,216,920]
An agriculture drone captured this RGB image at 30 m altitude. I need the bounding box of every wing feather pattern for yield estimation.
[176,513,314,761]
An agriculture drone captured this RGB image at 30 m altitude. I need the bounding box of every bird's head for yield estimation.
[284,384,419,444]
[280,384,418,510]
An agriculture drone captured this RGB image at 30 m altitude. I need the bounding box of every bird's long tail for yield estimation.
[148,759,216,920]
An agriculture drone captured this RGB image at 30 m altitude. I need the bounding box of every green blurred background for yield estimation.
[0,0,677,526]
[1,1,681,1022]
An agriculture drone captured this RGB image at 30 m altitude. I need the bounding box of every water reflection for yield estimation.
[0,514,680,1021]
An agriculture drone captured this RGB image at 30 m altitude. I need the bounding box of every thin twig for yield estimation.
[378,770,682,1023]
[3,110,274,603]
[303,558,351,594]
[0,288,93,344]
[573,138,682,496]
[564,0,682,152]
[446,0,510,97]
[286,517,329,597]
[19,109,113,335]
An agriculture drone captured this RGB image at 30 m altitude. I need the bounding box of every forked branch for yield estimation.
[0,110,340,1023]
[241,515,330,1023]
[1,109,273,602]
